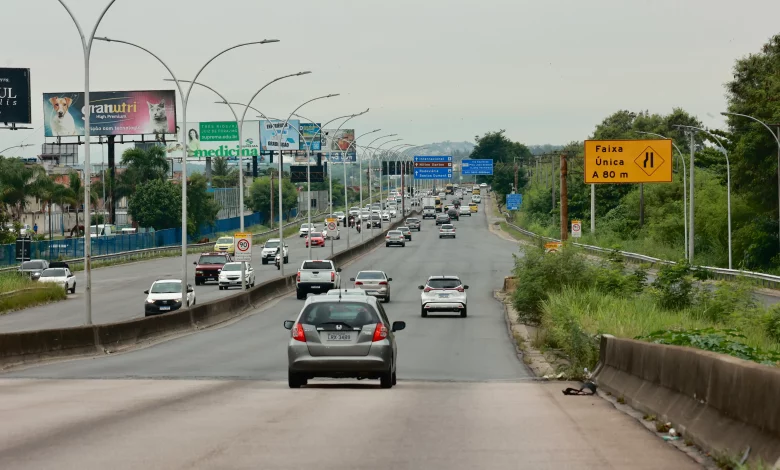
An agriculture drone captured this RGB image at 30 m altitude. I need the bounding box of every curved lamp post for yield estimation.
[0,144,34,155]
[340,129,381,247]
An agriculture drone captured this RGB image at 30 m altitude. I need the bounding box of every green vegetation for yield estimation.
[0,274,67,314]
[476,34,780,272]
[510,244,780,375]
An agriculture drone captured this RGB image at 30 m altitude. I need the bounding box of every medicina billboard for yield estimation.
[165,120,262,161]
[0,68,32,124]
[42,90,177,137]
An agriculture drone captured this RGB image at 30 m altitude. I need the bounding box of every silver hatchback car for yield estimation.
[284,296,406,388]
[350,270,392,302]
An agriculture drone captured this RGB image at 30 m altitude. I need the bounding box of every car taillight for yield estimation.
[424,287,432,293]
[372,323,388,342]
[386,235,390,239]
[354,281,363,286]
[456,286,464,292]
[378,281,387,285]
[292,323,306,342]
[296,272,301,282]
[331,272,335,282]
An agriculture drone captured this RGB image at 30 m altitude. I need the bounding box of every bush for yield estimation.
[651,262,695,310]
[638,328,780,366]
[762,305,780,343]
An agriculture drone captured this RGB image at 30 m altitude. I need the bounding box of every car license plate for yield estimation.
[439,294,449,298]
[159,306,171,311]
[311,285,320,289]
[327,333,352,341]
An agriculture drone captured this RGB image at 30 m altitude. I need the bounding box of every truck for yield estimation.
[89,224,117,238]
[260,238,288,265]
[445,184,454,195]
[422,197,436,219]
[194,252,233,285]
[296,259,342,299]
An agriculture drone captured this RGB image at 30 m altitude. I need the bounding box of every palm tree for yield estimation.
[68,171,97,236]
[211,156,239,188]
[120,145,170,189]
[36,176,76,240]
[0,157,46,221]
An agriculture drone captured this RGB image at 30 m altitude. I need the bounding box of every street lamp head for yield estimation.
[326,94,340,98]
[94,36,112,42]
[259,39,281,44]
[298,71,312,76]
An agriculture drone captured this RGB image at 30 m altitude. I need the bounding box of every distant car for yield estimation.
[472,194,482,204]
[261,239,288,265]
[480,183,488,188]
[388,207,398,218]
[322,227,341,240]
[144,279,195,316]
[350,270,392,302]
[349,207,361,217]
[469,203,478,213]
[299,223,316,237]
[447,208,459,221]
[38,267,76,293]
[305,231,326,248]
[194,252,232,285]
[435,213,450,225]
[459,206,471,216]
[422,206,436,219]
[283,295,405,388]
[367,215,382,228]
[398,226,412,240]
[218,261,255,290]
[418,275,468,318]
[439,224,456,239]
[18,259,49,280]
[334,212,346,223]
[385,230,406,247]
[213,236,235,254]
[381,211,391,222]
[406,217,421,231]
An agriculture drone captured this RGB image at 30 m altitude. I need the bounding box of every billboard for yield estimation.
[43,90,177,137]
[323,128,355,153]
[165,121,263,161]
[299,122,322,151]
[260,119,300,151]
[0,68,31,124]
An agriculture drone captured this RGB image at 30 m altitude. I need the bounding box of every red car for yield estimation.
[305,231,325,248]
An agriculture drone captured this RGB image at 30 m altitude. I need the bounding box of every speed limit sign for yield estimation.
[234,232,252,261]
[571,220,582,238]
[327,221,337,231]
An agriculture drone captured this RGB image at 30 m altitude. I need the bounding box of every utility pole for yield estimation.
[688,131,695,262]
[639,183,644,227]
[560,153,569,241]
[551,155,556,213]
[269,167,274,229]
[513,157,519,193]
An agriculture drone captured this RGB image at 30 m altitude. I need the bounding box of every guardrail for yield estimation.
[0,212,327,275]
[499,212,780,290]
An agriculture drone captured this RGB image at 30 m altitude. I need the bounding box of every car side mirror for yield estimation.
[464,285,469,289]
[193,261,197,265]
[388,278,393,282]
[336,267,342,273]
[349,277,355,281]
[144,289,149,294]
[418,285,424,290]
[392,321,406,332]
[283,320,294,330]
[187,287,194,293]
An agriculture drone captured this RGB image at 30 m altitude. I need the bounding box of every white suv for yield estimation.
[418,276,469,318]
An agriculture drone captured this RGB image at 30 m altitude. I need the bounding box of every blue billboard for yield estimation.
[414,167,452,179]
[299,122,321,151]
[506,193,522,210]
[461,159,493,175]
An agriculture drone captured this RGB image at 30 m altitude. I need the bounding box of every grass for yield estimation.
[0,273,67,314]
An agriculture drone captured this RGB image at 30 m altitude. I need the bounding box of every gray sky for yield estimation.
[2,0,780,159]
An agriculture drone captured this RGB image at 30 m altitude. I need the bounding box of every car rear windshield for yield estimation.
[356,271,385,280]
[398,227,409,231]
[388,231,402,236]
[437,214,449,218]
[299,302,379,328]
[21,261,45,269]
[428,278,462,289]
[216,237,232,244]
[198,255,228,264]
[310,232,323,238]
[40,268,66,277]
[423,206,434,210]
[407,218,419,222]
[442,224,454,229]
[222,263,243,271]
[302,261,334,270]
[151,281,182,293]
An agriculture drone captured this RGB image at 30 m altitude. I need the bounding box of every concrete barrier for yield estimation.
[594,335,780,466]
[0,213,422,370]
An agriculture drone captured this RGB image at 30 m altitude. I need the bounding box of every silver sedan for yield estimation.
[350,270,392,302]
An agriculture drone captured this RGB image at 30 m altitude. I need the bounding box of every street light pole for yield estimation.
[341,129,381,247]
[362,136,399,238]
[722,112,780,252]
[636,131,688,260]
[96,35,279,312]
[0,144,34,155]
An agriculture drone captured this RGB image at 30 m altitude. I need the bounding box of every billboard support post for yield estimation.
[58,0,119,327]
[107,135,116,224]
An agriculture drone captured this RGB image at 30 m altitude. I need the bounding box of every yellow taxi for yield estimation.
[213,236,235,254]
[469,203,478,213]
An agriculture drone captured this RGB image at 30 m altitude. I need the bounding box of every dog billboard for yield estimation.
[42,90,177,137]
[0,68,32,124]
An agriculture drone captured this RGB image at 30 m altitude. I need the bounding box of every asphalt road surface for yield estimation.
[0,196,701,469]
[0,222,386,333]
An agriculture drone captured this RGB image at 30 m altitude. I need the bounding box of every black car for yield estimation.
[447,209,459,221]
[435,213,451,225]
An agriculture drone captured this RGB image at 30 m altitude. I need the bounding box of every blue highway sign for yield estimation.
[414,155,453,163]
[414,167,452,180]
[506,193,522,210]
[461,159,493,175]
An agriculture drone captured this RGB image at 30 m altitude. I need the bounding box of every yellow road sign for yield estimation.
[584,140,673,184]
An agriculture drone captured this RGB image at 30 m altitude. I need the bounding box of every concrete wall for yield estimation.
[594,335,780,466]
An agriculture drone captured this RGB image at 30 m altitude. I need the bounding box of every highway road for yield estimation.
[0,221,385,333]
[0,196,700,468]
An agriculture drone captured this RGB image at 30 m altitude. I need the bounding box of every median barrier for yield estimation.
[0,209,422,370]
[593,334,780,466]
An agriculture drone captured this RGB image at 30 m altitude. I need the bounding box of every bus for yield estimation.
[445,184,454,195]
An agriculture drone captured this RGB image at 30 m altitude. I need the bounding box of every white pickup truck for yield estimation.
[422,197,436,219]
[296,259,342,299]
[260,238,288,265]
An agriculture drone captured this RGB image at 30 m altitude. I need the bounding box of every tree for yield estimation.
[248,176,298,218]
[36,176,75,240]
[68,171,97,235]
[127,179,182,231]
[187,173,221,236]
[0,157,46,221]
[118,145,169,196]
[469,130,532,196]
[211,157,239,188]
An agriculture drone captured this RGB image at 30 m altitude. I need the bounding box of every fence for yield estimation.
[0,210,299,267]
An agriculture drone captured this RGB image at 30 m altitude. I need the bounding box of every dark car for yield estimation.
[18,259,49,280]
[447,209,459,221]
[367,215,382,228]
[406,218,421,231]
[193,252,233,285]
[435,213,450,225]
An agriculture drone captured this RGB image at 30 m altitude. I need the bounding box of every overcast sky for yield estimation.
[2,0,780,160]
